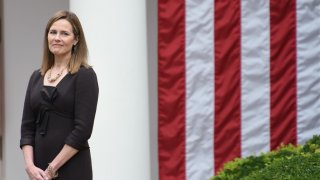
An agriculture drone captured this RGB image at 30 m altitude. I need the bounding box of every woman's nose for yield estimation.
[53,33,61,40]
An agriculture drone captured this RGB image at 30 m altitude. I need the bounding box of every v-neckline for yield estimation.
[43,72,70,88]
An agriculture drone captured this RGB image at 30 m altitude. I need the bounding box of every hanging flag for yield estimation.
[158,0,320,180]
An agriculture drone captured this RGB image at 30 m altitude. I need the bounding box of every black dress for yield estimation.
[20,67,99,180]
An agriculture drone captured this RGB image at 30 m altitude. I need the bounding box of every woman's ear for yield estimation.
[74,36,79,46]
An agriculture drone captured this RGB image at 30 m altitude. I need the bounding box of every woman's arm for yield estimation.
[22,145,48,180]
[22,145,34,168]
[64,68,99,150]
[21,72,48,180]
[45,144,78,178]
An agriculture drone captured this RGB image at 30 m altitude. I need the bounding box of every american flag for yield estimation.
[158,0,320,180]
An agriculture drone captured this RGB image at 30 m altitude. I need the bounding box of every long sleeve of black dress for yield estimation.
[64,67,99,150]
[20,70,38,148]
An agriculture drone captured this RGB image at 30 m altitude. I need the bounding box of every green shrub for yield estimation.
[243,153,320,179]
[211,135,320,180]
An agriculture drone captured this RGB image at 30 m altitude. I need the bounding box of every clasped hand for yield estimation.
[26,164,53,180]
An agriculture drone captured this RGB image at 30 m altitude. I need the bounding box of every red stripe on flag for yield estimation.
[270,0,297,150]
[214,0,241,173]
[158,0,186,180]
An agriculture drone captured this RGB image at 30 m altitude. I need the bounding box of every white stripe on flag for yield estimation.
[240,0,270,157]
[296,0,320,145]
[185,0,214,179]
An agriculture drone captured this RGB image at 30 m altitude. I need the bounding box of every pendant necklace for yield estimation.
[47,66,67,83]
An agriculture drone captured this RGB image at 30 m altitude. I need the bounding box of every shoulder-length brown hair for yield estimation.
[40,10,90,75]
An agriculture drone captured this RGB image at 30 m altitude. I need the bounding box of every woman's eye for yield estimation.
[49,31,57,35]
[48,30,71,37]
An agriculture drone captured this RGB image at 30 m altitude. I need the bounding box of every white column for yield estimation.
[70,1,150,180]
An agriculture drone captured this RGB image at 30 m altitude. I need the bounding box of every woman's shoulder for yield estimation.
[75,66,98,86]
[29,69,42,80]
[77,66,96,76]
[75,66,98,82]
[25,69,42,87]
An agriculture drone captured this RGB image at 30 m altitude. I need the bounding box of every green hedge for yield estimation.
[211,135,320,180]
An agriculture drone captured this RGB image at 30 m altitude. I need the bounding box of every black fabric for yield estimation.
[20,67,99,180]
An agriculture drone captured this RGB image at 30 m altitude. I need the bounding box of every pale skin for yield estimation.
[22,19,79,180]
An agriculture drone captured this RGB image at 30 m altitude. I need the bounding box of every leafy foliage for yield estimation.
[211,135,320,180]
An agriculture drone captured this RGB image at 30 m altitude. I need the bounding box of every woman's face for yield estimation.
[48,19,78,58]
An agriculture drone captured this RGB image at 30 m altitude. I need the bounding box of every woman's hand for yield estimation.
[44,171,54,180]
[25,164,48,180]
[45,163,58,180]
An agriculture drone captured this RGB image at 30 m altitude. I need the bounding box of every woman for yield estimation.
[20,10,99,180]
